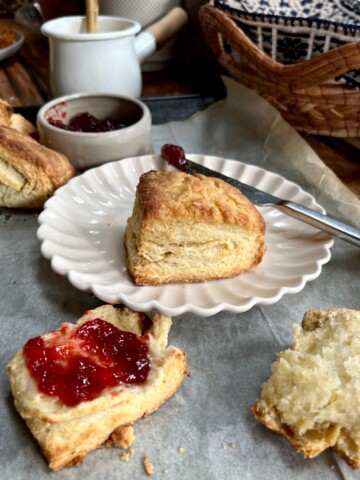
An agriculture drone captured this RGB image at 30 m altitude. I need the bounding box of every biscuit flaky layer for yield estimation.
[125,170,266,285]
[0,125,74,208]
[252,308,360,469]
[7,305,188,471]
[0,98,38,137]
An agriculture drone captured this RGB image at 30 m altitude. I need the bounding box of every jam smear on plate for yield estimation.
[48,112,128,132]
[23,318,151,406]
[161,144,188,171]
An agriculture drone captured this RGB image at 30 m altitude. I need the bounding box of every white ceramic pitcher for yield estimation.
[41,8,188,98]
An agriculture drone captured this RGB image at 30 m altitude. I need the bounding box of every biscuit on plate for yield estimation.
[7,305,188,471]
[124,169,266,285]
[252,308,360,469]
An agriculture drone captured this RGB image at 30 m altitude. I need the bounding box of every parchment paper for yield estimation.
[1,77,360,480]
[151,76,360,228]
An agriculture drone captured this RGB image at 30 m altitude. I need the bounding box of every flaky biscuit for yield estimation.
[125,169,266,285]
[0,126,74,208]
[0,98,13,126]
[253,308,360,469]
[9,113,38,138]
[0,98,37,137]
[7,305,188,471]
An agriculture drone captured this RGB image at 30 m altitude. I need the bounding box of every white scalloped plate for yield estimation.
[37,154,333,316]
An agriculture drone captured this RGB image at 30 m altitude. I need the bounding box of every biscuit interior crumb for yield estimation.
[143,455,154,476]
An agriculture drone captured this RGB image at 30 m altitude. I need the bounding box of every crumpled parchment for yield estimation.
[151,76,360,228]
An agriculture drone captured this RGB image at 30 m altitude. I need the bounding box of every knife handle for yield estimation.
[277,201,360,247]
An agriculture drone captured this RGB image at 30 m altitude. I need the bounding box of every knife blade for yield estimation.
[161,145,360,247]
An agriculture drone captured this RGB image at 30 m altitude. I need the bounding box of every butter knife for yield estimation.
[161,145,360,247]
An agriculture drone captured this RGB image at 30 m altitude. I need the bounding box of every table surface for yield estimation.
[1,16,360,480]
[0,18,359,199]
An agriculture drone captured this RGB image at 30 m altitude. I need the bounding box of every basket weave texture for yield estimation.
[199,3,360,137]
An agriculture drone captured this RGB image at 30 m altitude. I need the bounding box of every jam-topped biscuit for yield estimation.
[7,305,188,471]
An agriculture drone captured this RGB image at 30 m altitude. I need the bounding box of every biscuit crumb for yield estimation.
[222,442,236,449]
[178,447,185,455]
[107,425,134,448]
[163,468,169,475]
[143,455,154,476]
[119,452,130,462]
[119,445,135,462]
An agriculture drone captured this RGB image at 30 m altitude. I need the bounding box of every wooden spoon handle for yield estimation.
[146,7,188,49]
[86,0,99,33]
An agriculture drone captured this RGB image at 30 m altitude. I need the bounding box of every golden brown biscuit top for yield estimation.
[0,99,12,126]
[136,170,265,231]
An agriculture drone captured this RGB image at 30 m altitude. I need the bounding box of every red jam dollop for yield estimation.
[23,318,151,406]
[161,144,188,171]
[48,112,128,132]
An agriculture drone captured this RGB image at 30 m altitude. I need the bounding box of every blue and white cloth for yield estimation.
[214,0,360,87]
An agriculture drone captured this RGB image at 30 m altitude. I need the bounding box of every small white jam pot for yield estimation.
[37,93,152,170]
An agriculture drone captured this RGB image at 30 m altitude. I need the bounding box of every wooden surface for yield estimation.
[0,18,359,199]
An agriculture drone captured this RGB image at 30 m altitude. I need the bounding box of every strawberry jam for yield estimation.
[161,144,187,171]
[48,112,127,132]
[23,318,151,406]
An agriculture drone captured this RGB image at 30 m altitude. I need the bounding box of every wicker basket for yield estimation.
[199,3,360,137]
